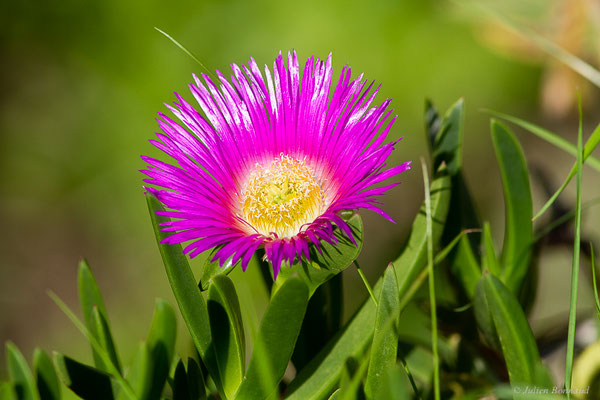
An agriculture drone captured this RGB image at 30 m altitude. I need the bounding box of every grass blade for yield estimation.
[533,123,600,220]
[154,28,214,78]
[487,110,600,172]
[565,95,584,398]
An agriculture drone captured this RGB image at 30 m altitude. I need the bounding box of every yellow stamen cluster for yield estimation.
[241,155,323,238]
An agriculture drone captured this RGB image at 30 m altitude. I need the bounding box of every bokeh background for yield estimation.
[1,0,599,381]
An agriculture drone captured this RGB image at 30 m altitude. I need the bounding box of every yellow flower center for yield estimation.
[241,155,323,238]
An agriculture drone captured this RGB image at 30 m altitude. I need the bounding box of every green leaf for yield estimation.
[365,266,400,399]
[481,273,552,393]
[207,275,245,399]
[78,260,120,373]
[491,120,533,293]
[591,244,600,320]
[431,98,463,176]
[424,99,443,150]
[473,279,500,351]
[534,122,600,220]
[285,171,451,400]
[276,215,363,296]
[199,249,239,291]
[33,349,61,400]
[481,221,500,276]
[146,194,224,396]
[145,299,177,400]
[235,276,309,400]
[54,353,114,400]
[6,343,39,400]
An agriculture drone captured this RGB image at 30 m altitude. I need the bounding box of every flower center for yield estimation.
[241,155,323,238]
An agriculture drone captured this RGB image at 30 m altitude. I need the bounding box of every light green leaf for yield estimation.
[119,342,151,400]
[473,278,500,351]
[146,194,224,396]
[378,364,410,400]
[482,273,552,394]
[338,356,369,400]
[0,383,17,400]
[54,353,113,400]
[6,342,39,400]
[285,171,451,400]
[207,275,245,399]
[33,349,61,400]
[235,276,309,400]
[365,266,400,399]
[78,260,120,373]
[491,120,533,293]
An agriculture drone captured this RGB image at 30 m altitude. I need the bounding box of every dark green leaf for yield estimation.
[365,266,399,399]
[276,215,363,296]
[6,343,39,400]
[473,279,500,351]
[491,120,533,293]
[482,273,552,392]
[425,99,442,150]
[146,194,224,396]
[292,274,343,372]
[33,349,60,400]
[173,359,206,400]
[54,353,113,400]
[338,356,368,400]
[285,171,451,400]
[78,260,120,373]
[235,276,309,400]
[207,275,245,399]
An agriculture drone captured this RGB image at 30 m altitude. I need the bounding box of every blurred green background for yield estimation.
[1,0,599,380]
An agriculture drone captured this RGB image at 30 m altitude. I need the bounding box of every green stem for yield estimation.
[565,94,584,398]
[399,356,422,400]
[421,158,440,400]
[354,260,378,306]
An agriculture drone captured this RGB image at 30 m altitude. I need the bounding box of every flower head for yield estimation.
[142,51,411,278]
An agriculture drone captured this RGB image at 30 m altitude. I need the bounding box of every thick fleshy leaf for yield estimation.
[276,215,363,296]
[6,343,39,400]
[481,273,552,392]
[365,266,400,399]
[285,171,451,400]
[491,120,533,293]
[33,349,60,400]
[199,248,239,291]
[207,275,245,399]
[54,353,113,400]
[235,276,309,400]
[78,260,121,373]
[146,194,224,396]
[145,299,177,400]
